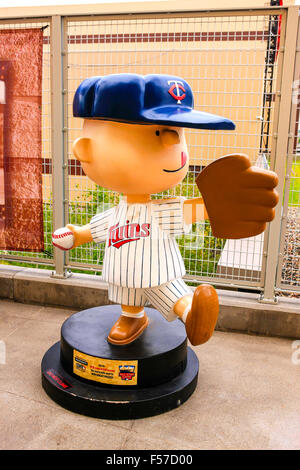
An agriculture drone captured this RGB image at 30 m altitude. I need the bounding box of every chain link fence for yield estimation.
[0,6,299,300]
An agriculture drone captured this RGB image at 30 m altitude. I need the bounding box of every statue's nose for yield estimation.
[160,129,180,146]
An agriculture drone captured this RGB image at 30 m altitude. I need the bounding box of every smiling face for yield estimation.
[72,119,189,195]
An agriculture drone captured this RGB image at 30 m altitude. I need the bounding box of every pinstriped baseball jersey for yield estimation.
[108,278,193,322]
[89,197,191,289]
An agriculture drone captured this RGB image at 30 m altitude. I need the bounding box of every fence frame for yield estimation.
[0,4,299,299]
[51,15,66,278]
[275,10,300,295]
[260,5,299,302]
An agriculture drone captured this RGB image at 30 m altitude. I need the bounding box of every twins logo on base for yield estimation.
[52,228,74,251]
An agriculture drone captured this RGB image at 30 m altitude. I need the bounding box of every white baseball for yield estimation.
[52,227,74,251]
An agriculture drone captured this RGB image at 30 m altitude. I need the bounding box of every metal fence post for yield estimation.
[260,6,299,303]
[50,15,70,278]
[276,13,300,293]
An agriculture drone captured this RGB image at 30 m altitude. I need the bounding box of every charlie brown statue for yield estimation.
[53,73,278,347]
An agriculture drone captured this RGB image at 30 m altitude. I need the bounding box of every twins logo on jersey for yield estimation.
[108,220,150,249]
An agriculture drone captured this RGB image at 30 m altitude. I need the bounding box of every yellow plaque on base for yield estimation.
[73,349,138,386]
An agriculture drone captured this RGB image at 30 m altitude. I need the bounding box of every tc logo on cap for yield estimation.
[168,80,186,104]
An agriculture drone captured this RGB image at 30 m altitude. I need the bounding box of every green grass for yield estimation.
[0,172,225,278]
[289,162,300,207]
[2,161,299,277]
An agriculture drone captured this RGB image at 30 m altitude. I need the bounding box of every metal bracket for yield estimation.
[258,293,279,304]
[51,269,72,279]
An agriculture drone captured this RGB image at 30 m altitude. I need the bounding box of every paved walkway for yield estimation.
[0,299,299,450]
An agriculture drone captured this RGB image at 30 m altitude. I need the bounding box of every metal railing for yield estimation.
[0,4,299,303]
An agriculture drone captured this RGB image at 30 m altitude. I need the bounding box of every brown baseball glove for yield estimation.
[196,154,279,239]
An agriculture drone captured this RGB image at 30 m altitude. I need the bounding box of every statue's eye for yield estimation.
[155,130,160,136]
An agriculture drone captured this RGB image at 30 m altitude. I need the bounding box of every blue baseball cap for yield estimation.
[73,73,235,130]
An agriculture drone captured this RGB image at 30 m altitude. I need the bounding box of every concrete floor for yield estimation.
[0,298,300,450]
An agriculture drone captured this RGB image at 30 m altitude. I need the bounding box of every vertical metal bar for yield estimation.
[276,13,300,289]
[259,10,288,295]
[62,17,70,268]
[260,6,299,303]
[50,15,68,278]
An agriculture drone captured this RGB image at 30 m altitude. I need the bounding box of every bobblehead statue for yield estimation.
[42,74,278,419]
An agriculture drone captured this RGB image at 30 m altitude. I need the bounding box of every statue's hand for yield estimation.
[196,154,279,239]
[65,224,81,248]
[66,223,93,247]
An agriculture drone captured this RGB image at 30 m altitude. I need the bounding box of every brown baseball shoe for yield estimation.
[108,313,149,346]
[185,284,219,346]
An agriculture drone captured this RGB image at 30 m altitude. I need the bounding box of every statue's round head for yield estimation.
[72,73,235,195]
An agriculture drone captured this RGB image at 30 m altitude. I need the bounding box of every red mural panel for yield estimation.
[0,29,44,251]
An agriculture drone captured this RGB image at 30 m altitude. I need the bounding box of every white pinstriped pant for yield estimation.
[108,278,192,322]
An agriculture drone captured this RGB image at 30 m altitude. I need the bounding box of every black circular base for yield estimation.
[60,305,188,388]
[42,342,198,420]
[41,306,199,420]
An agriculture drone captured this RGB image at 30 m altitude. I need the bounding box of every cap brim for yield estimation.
[141,106,235,130]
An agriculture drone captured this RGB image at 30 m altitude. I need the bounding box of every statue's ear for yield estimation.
[72,137,92,163]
